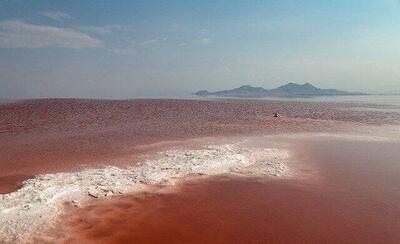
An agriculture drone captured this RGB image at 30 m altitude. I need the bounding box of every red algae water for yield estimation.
[1,98,398,193]
[55,135,400,243]
[0,98,336,193]
[1,98,400,243]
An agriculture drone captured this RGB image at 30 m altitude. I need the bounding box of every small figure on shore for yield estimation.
[273,113,281,118]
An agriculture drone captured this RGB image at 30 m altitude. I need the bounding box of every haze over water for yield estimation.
[267,95,400,108]
[260,95,400,119]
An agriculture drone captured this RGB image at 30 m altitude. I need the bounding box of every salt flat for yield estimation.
[0,142,290,243]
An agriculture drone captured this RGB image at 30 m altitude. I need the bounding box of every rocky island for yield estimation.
[195,82,365,98]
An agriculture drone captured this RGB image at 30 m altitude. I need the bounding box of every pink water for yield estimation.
[56,135,400,243]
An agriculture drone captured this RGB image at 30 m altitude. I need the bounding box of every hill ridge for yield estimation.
[195,82,364,97]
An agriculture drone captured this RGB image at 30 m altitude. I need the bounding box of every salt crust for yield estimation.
[0,144,290,243]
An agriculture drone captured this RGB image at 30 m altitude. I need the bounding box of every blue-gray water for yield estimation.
[265,95,400,113]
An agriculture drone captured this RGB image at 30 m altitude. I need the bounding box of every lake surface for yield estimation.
[1,97,400,242]
[267,95,400,114]
[197,95,400,122]
[56,134,400,243]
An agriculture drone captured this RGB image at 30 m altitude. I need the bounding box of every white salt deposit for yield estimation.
[0,144,290,243]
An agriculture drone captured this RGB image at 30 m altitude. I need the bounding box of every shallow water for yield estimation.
[1,98,400,243]
[56,135,400,243]
[1,98,399,195]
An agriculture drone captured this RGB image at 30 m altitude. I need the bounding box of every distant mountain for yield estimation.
[194,82,364,98]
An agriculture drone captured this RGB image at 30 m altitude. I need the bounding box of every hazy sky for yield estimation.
[0,0,399,98]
